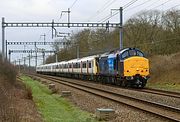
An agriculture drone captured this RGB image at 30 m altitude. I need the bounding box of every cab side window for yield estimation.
[121,51,129,59]
[137,50,144,57]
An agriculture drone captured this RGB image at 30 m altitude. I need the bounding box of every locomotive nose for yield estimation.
[123,57,149,77]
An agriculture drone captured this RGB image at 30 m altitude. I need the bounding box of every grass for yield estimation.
[21,76,98,122]
[0,57,17,84]
[147,52,180,92]
[146,82,180,92]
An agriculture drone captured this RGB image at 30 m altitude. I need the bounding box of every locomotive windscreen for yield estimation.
[120,48,144,60]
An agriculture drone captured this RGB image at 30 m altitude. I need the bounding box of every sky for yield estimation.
[0,0,179,66]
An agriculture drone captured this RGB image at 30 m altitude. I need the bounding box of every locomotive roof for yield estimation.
[108,47,141,54]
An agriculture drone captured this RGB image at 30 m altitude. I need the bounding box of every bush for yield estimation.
[26,86,33,100]
[149,52,180,83]
[0,54,17,84]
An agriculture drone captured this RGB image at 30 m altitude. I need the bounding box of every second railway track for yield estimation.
[136,88,180,99]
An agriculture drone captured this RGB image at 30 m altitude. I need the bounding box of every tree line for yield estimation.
[46,9,180,63]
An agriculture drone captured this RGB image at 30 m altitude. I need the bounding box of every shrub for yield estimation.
[26,86,33,100]
[0,54,17,84]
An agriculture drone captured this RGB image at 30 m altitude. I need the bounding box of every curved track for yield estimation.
[29,74,180,122]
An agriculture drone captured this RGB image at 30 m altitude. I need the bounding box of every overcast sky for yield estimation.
[0,0,179,65]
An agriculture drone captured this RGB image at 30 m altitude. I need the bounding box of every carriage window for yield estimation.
[73,63,76,68]
[78,63,80,68]
[83,63,86,68]
[89,62,91,68]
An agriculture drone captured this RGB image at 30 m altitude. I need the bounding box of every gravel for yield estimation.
[35,76,176,122]
[58,77,180,109]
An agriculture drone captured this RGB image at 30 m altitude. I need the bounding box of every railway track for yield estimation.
[96,81,180,99]
[136,88,180,99]
[102,83,180,99]
[34,73,180,99]
[29,74,180,122]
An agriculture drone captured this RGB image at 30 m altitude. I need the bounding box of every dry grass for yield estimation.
[0,56,17,84]
[26,86,33,100]
[0,55,42,122]
[149,52,180,83]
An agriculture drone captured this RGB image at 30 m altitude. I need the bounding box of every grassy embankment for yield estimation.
[21,76,98,122]
[146,52,180,92]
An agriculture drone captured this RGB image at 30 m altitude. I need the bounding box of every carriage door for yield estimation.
[87,60,89,74]
[81,61,82,74]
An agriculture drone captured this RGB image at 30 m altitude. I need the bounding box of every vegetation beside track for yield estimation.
[146,82,180,92]
[0,55,42,122]
[0,54,17,83]
[21,76,97,122]
[147,52,180,92]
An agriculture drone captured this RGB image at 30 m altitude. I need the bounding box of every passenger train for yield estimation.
[36,48,150,88]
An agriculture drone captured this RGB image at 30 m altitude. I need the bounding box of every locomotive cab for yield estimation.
[119,48,150,88]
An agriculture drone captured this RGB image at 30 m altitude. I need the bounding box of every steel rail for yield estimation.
[136,88,180,99]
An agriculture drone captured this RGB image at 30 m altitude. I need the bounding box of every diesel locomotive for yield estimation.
[36,48,150,88]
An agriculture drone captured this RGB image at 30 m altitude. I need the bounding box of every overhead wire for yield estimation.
[88,0,117,21]
[123,0,177,23]
[98,0,139,22]
[57,0,79,22]
[124,0,153,12]
[143,0,162,10]
[150,0,173,10]
[70,0,79,9]
[123,0,139,9]
[99,11,119,22]
[55,0,79,41]
[165,3,180,11]
[87,0,113,21]
[98,0,178,23]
